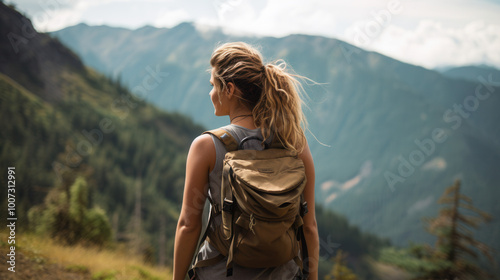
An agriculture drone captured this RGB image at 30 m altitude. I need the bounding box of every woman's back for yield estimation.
[194,124,300,280]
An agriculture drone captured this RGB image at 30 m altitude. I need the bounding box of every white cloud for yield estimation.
[199,0,342,38]
[398,0,500,28]
[18,0,84,31]
[154,9,191,28]
[367,20,500,68]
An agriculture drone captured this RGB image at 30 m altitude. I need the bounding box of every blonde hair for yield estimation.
[210,42,307,153]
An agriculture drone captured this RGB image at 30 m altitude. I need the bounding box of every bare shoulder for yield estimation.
[188,134,216,172]
[190,134,214,150]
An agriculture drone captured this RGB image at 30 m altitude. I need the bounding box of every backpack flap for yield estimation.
[225,149,306,221]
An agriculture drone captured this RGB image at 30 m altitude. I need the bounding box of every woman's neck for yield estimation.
[229,112,256,129]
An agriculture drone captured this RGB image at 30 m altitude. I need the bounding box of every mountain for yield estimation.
[0,2,203,264]
[0,4,395,279]
[52,22,500,264]
[438,64,500,82]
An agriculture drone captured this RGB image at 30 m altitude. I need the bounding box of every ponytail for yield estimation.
[255,61,307,153]
[210,42,307,153]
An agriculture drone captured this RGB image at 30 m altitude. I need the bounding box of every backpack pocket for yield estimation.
[232,214,298,268]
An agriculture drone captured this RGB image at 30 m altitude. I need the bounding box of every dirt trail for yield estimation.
[0,247,91,280]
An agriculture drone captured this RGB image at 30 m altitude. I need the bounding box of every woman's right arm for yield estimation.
[173,134,215,280]
[299,142,319,280]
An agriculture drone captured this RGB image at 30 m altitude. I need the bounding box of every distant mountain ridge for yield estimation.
[52,22,500,263]
[438,64,500,82]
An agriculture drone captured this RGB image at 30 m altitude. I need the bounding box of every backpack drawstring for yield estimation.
[249,213,256,234]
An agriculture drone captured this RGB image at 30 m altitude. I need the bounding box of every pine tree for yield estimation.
[424,179,495,279]
[28,176,112,246]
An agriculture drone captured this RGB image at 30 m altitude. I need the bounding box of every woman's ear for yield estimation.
[226,82,235,99]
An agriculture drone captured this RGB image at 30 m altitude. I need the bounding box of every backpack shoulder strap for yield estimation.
[203,128,238,152]
[187,206,223,279]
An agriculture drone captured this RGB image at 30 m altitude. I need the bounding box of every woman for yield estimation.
[173,42,319,280]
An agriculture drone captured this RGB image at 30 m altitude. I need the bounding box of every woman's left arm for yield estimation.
[173,134,215,280]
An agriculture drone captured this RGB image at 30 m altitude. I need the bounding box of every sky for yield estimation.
[11,0,500,69]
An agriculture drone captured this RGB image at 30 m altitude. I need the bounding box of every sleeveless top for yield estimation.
[194,124,300,280]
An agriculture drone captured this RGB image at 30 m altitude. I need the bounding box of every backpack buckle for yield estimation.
[300,201,308,217]
[211,203,221,215]
[221,133,230,141]
[223,198,234,213]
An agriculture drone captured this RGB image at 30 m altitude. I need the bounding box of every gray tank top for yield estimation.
[194,124,299,280]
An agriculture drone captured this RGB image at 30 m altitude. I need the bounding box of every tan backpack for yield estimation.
[189,128,309,279]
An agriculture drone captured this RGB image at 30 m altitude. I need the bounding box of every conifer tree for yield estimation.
[28,176,112,246]
[424,179,495,279]
[325,249,358,280]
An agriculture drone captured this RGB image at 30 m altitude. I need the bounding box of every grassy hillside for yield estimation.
[0,230,171,280]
